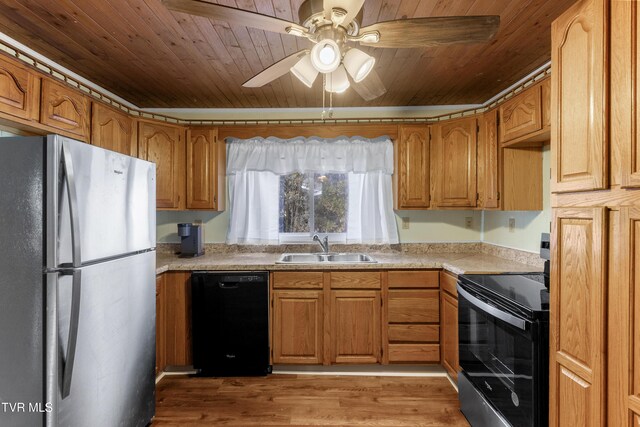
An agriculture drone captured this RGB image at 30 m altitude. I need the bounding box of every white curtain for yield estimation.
[226,136,399,245]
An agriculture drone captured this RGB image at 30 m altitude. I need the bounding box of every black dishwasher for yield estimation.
[191,271,270,376]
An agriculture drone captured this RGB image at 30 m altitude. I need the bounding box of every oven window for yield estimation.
[459,287,536,427]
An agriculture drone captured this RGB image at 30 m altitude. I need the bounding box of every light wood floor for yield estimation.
[153,374,470,426]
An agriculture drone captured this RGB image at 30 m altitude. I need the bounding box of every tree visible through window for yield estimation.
[279,172,348,238]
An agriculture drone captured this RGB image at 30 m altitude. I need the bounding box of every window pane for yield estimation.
[314,173,347,234]
[279,172,310,233]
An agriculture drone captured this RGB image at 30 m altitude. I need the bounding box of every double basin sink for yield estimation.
[277,253,377,264]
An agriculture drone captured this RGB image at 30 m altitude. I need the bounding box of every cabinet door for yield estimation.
[0,55,40,122]
[187,127,223,210]
[541,78,552,130]
[499,85,543,144]
[40,79,90,141]
[440,291,459,380]
[155,274,165,375]
[91,102,136,156]
[331,290,380,364]
[612,1,640,188]
[162,272,192,366]
[138,121,185,210]
[272,290,323,364]
[551,0,607,193]
[396,125,430,209]
[477,110,500,209]
[550,208,606,427]
[432,117,477,207]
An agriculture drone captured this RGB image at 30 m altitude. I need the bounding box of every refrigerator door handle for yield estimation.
[61,141,82,268]
[60,269,82,399]
[45,272,58,427]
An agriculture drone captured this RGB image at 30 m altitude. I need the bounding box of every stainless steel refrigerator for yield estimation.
[0,135,156,427]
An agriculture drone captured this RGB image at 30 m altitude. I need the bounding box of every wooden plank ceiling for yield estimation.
[0,0,575,108]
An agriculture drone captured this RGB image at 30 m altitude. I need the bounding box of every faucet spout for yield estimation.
[312,234,330,254]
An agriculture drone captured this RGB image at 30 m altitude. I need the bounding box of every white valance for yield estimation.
[225,136,394,175]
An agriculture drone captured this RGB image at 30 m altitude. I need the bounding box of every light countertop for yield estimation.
[156,251,542,276]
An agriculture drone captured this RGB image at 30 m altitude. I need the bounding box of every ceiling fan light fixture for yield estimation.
[325,65,350,93]
[343,48,375,82]
[290,53,319,88]
[310,39,341,73]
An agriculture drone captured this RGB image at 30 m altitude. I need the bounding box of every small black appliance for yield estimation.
[177,223,204,257]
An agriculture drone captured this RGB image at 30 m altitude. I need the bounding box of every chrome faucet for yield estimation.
[312,234,329,254]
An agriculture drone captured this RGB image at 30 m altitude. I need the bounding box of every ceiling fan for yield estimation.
[162,0,500,101]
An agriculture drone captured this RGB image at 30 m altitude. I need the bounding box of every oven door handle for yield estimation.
[457,284,528,331]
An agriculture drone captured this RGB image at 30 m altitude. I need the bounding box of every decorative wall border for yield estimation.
[0,39,551,126]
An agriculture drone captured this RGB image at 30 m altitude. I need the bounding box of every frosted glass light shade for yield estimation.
[310,39,341,73]
[343,48,375,82]
[325,65,350,93]
[290,54,318,88]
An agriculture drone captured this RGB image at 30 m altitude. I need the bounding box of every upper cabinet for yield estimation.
[395,125,430,209]
[186,127,225,211]
[499,84,543,144]
[40,78,90,142]
[431,117,478,208]
[0,54,40,123]
[138,121,185,210]
[478,110,500,209]
[91,102,137,156]
[551,0,607,193]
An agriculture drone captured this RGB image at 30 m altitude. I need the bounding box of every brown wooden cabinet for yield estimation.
[0,54,40,123]
[156,274,166,375]
[91,102,136,156]
[331,290,381,364]
[40,78,90,141]
[502,147,543,211]
[541,78,551,130]
[385,270,440,363]
[439,271,459,380]
[271,271,324,365]
[550,207,606,427]
[478,110,500,209]
[138,121,185,210]
[395,125,430,209]
[499,84,543,145]
[431,117,477,208]
[186,127,225,210]
[551,0,607,193]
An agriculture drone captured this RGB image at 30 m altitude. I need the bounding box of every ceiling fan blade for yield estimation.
[243,50,309,88]
[359,16,500,48]
[352,70,386,101]
[324,0,365,27]
[162,0,308,36]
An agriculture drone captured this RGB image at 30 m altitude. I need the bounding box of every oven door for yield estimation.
[458,282,537,427]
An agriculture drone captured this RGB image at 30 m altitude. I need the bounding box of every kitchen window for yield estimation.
[225,136,398,245]
[279,172,348,242]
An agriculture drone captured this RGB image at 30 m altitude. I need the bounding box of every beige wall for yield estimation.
[482,146,551,253]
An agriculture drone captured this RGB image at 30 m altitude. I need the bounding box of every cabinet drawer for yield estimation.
[272,271,324,289]
[388,270,439,288]
[330,271,380,289]
[388,324,439,343]
[440,271,458,297]
[388,344,440,362]
[388,290,439,323]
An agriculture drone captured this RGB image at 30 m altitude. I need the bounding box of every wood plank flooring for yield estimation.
[154,374,470,426]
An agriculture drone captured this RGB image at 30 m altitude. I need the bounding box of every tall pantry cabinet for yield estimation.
[550,0,639,426]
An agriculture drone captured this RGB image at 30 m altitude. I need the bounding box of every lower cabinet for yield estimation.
[440,271,459,379]
[272,290,324,364]
[384,270,441,363]
[331,290,381,364]
[155,271,192,374]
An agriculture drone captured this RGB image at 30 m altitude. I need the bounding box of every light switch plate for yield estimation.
[401,217,410,230]
[465,217,472,229]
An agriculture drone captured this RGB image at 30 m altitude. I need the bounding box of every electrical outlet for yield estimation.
[509,217,516,232]
[465,217,472,229]
[401,217,410,230]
